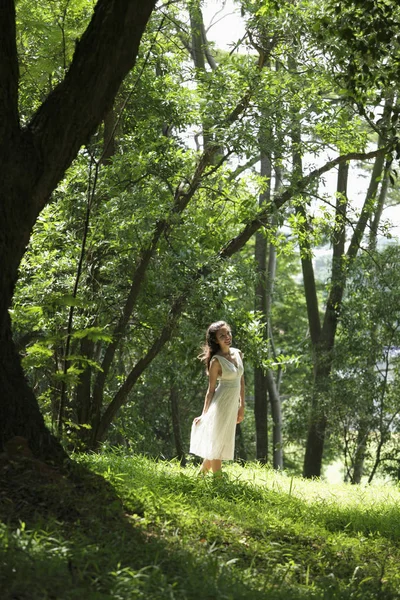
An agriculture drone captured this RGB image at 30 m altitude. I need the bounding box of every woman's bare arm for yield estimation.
[193,358,221,423]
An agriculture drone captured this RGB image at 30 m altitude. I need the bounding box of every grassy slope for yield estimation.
[1,452,400,599]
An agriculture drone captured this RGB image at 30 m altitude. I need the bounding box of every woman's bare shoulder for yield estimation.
[209,356,222,374]
[231,347,242,356]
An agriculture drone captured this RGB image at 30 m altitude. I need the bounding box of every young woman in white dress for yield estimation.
[190,321,245,476]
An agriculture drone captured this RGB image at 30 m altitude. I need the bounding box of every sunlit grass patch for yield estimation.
[74,452,400,597]
[1,451,400,599]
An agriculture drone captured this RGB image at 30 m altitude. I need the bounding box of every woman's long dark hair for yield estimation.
[198,321,230,372]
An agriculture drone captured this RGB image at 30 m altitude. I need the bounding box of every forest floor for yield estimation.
[1,450,400,599]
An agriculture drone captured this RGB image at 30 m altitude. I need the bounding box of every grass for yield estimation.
[1,451,400,599]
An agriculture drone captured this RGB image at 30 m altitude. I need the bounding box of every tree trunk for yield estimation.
[287,61,327,478]
[235,423,247,463]
[0,150,64,459]
[265,163,284,469]
[254,151,271,463]
[254,368,268,462]
[303,121,390,477]
[369,156,391,251]
[59,157,96,435]
[0,314,64,461]
[266,370,283,469]
[189,0,213,152]
[302,161,348,477]
[351,421,369,484]
[0,0,156,459]
[352,104,393,478]
[346,97,392,261]
[303,407,328,478]
[75,337,95,426]
[169,385,186,465]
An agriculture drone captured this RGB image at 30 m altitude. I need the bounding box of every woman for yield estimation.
[190,321,245,476]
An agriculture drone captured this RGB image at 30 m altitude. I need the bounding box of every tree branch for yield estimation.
[219,147,390,259]
[90,55,263,425]
[91,143,234,430]
[93,146,392,442]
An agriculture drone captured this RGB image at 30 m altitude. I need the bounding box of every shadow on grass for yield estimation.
[0,459,290,600]
[1,458,399,600]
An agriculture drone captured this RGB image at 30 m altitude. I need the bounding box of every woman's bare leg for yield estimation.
[199,459,211,474]
[210,459,222,474]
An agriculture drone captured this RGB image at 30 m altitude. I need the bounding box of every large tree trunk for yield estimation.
[0,154,62,459]
[0,315,64,461]
[0,0,156,459]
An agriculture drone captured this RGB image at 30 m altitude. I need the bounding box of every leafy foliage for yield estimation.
[331,246,400,481]
[16,0,94,120]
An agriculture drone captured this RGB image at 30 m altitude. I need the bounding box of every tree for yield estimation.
[0,0,156,460]
[239,0,397,476]
[332,247,400,483]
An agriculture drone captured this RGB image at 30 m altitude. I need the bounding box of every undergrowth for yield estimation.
[1,450,400,599]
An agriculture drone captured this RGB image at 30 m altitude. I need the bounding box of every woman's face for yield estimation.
[215,325,232,348]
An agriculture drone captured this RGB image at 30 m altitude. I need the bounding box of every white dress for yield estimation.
[190,348,244,461]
